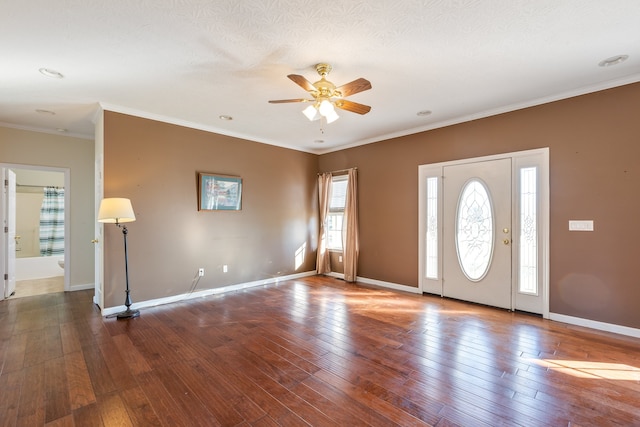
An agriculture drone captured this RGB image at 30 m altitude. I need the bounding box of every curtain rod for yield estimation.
[317,167,357,176]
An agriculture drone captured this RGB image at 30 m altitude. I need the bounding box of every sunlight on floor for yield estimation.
[530,358,640,380]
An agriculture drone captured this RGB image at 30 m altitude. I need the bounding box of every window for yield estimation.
[456,179,494,281]
[519,166,538,294]
[425,177,438,279]
[326,175,348,250]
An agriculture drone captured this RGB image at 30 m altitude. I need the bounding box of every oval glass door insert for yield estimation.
[456,179,494,281]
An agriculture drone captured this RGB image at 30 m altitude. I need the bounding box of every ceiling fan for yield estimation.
[269,63,372,124]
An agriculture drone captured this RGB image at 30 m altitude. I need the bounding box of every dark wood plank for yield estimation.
[0,370,23,426]
[44,414,75,427]
[119,385,163,426]
[59,322,82,354]
[172,357,267,424]
[64,350,96,410]
[205,351,309,424]
[72,402,103,427]
[97,391,134,427]
[134,370,194,427]
[110,334,152,376]
[152,363,225,427]
[2,331,28,373]
[44,357,71,424]
[17,362,46,426]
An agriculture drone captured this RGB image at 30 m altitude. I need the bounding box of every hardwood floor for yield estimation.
[1,275,639,426]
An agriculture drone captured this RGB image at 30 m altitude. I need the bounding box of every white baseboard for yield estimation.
[100,270,317,317]
[549,312,640,339]
[69,283,94,292]
[325,272,422,294]
[356,275,422,294]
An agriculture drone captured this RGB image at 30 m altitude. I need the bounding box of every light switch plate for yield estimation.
[569,220,594,231]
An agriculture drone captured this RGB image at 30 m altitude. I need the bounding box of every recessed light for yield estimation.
[598,55,629,67]
[314,139,324,144]
[35,109,56,115]
[39,68,64,78]
[219,115,233,121]
[417,110,432,117]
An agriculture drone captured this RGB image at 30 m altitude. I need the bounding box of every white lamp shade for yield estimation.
[302,104,321,121]
[325,109,340,123]
[318,99,334,116]
[98,198,136,223]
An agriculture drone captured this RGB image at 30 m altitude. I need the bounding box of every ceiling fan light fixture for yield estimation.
[270,63,370,124]
[302,104,321,121]
[325,109,340,124]
[318,99,334,116]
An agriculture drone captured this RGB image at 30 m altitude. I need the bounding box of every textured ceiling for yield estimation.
[2,0,640,153]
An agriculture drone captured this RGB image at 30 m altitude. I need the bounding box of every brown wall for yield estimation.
[319,82,640,329]
[102,112,319,308]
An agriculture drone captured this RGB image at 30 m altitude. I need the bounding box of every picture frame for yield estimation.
[198,173,242,211]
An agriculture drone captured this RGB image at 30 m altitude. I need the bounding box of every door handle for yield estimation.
[91,239,99,243]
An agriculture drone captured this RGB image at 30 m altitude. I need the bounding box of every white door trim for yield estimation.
[418,148,549,318]
[0,163,71,294]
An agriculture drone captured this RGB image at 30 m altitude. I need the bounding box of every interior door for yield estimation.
[442,158,512,309]
[3,168,17,298]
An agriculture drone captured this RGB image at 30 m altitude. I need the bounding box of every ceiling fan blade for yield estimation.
[287,74,315,92]
[334,99,371,115]
[268,98,309,104]
[336,78,372,97]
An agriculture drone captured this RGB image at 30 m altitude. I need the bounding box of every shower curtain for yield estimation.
[39,186,65,256]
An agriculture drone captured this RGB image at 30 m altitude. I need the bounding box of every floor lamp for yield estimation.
[98,198,140,319]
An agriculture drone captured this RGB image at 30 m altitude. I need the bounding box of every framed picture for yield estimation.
[198,173,242,211]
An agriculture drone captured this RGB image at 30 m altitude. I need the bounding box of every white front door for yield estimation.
[442,158,512,309]
[419,148,548,316]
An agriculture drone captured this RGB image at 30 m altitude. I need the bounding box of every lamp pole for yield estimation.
[116,221,139,319]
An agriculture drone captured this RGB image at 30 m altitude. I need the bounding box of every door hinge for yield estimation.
[4,179,7,187]
[4,273,7,280]
[4,226,7,233]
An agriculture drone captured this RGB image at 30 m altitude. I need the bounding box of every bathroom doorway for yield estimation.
[1,165,69,299]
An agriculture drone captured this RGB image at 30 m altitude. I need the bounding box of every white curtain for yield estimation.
[39,187,65,256]
[343,168,359,282]
[316,173,332,274]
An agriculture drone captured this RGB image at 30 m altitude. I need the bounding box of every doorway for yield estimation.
[418,148,549,316]
[1,165,69,299]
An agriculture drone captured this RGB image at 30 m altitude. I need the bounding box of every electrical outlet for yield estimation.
[198,268,204,277]
[223,265,228,273]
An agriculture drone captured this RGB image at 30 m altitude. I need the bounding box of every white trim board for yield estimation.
[325,272,422,294]
[100,270,316,317]
[70,283,94,292]
[550,313,640,340]
[357,276,422,294]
